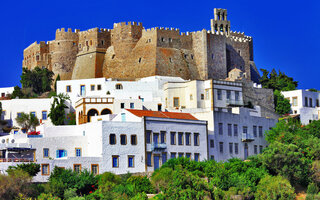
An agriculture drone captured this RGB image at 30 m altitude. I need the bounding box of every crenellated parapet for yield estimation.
[55,28,79,40]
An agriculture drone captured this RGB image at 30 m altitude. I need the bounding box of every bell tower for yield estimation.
[211,8,230,35]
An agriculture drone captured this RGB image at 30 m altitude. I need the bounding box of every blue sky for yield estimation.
[0,0,319,89]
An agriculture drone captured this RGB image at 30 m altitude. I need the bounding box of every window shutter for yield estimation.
[56,150,59,158]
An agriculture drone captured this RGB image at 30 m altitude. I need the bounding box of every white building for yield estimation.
[282,90,320,125]
[0,109,208,182]
[163,79,277,161]
[0,87,14,99]
[0,98,58,130]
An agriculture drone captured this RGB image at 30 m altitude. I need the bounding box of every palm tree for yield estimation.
[15,112,40,132]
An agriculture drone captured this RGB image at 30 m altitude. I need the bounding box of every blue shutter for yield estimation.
[56,150,59,158]
[64,150,67,157]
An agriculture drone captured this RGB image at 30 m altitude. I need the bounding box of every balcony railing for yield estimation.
[75,97,114,107]
[241,133,254,142]
[226,99,244,107]
[0,158,34,162]
[151,143,167,151]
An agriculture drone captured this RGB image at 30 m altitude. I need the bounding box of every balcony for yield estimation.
[75,97,114,108]
[226,99,244,107]
[151,143,167,151]
[0,158,34,162]
[241,133,254,142]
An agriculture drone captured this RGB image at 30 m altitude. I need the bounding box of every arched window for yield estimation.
[220,25,224,32]
[90,40,93,46]
[215,24,218,32]
[115,84,123,90]
[101,109,112,115]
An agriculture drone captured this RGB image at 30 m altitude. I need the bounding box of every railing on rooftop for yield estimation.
[76,97,114,107]
[27,135,43,138]
[241,133,254,142]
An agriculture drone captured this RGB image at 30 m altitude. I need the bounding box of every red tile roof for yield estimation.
[126,109,198,120]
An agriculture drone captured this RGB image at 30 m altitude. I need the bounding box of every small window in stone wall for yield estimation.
[191,54,194,59]
[161,37,165,42]
[101,40,104,45]
[138,58,142,63]
[169,38,172,42]
[112,54,115,59]
[169,58,172,63]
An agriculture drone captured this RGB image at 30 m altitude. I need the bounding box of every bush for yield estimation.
[308,182,319,194]
[7,163,40,177]
[127,176,155,193]
[37,193,61,200]
[255,175,295,200]
[64,188,78,199]
[0,169,33,199]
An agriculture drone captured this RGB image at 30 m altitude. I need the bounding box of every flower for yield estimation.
[89,191,92,194]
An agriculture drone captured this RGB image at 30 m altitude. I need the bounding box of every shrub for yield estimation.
[64,188,78,199]
[255,175,295,200]
[151,167,174,191]
[37,193,61,200]
[308,182,319,194]
[7,163,40,177]
[127,175,155,193]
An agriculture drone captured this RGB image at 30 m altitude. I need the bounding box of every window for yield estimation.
[243,126,248,134]
[131,135,137,145]
[228,124,232,136]
[217,89,222,100]
[171,152,176,159]
[130,103,134,109]
[170,132,176,145]
[120,103,125,109]
[146,130,151,144]
[162,153,167,164]
[254,145,258,154]
[178,153,184,158]
[74,164,81,173]
[97,85,102,90]
[210,139,214,148]
[138,58,142,63]
[194,133,199,146]
[218,123,223,135]
[210,155,215,160]
[147,152,152,166]
[234,124,238,136]
[169,58,172,63]
[259,145,263,153]
[80,85,85,96]
[226,90,231,100]
[160,131,166,143]
[56,150,67,158]
[161,37,165,42]
[317,99,319,107]
[186,153,191,159]
[17,112,22,118]
[158,104,162,111]
[292,97,298,106]
[42,111,47,120]
[305,97,308,107]
[169,38,172,42]
[41,164,49,175]
[259,126,263,137]
[194,153,199,161]
[128,156,134,168]
[235,91,240,101]
[173,97,179,107]
[205,89,210,99]
[229,143,233,154]
[43,148,49,158]
[310,98,313,107]
[253,126,257,137]
[178,132,183,145]
[75,148,82,157]
[235,143,239,154]
[219,142,223,153]
[91,85,95,91]
[115,84,123,90]
[201,94,204,100]
[186,132,191,146]
[112,156,119,168]
[120,135,127,145]
[153,133,159,144]
[110,134,116,145]
[66,85,71,92]
[91,164,99,175]
[30,112,36,117]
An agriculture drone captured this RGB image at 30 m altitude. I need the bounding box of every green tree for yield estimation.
[259,68,298,91]
[274,90,291,115]
[255,175,295,200]
[20,67,54,95]
[11,86,24,99]
[7,163,40,177]
[15,112,40,132]
[48,94,70,125]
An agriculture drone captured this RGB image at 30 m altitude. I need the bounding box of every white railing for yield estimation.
[151,143,167,151]
[241,133,254,142]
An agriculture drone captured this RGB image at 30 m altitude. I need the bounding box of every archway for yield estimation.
[101,108,112,115]
[87,109,99,122]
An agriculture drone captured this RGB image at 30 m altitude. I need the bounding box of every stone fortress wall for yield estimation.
[23,8,260,83]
